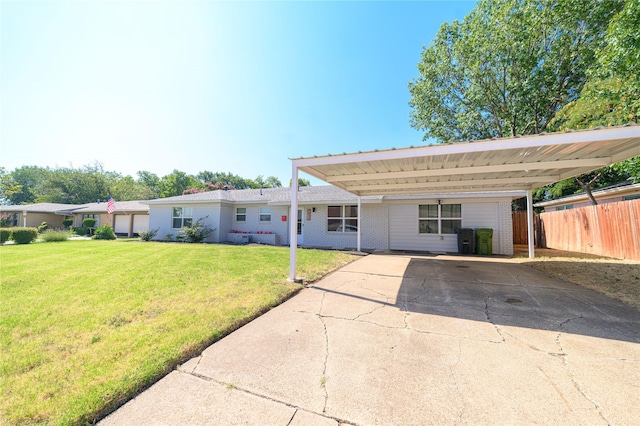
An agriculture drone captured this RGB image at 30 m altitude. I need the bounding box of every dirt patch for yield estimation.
[512,246,640,310]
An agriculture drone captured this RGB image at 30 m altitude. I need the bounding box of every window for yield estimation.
[418,204,461,234]
[236,207,246,222]
[259,207,271,222]
[328,205,358,232]
[172,207,193,229]
[82,214,99,227]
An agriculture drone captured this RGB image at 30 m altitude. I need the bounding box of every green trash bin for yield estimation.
[476,228,493,255]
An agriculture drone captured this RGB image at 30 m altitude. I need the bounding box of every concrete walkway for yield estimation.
[101,254,640,425]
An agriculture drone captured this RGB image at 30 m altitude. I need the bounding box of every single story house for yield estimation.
[70,200,150,237]
[145,185,518,255]
[534,181,640,211]
[0,200,150,237]
[0,203,80,228]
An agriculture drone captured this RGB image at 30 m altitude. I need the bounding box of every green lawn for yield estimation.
[0,240,357,425]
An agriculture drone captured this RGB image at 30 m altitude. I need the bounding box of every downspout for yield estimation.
[288,164,299,282]
[527,190,535,259]
[357,196,361,252]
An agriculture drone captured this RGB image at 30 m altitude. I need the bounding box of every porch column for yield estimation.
[288,164,299,282]
[22,211,27,227]
[527,190,535,259]
[357,196,361,252]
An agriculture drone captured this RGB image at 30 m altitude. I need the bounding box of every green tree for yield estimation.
[251,175,282,188]
[136,171,162,198]
[110,175,157,200]
[0,167,23,205]
[289,178,311,187]
[3,166,48,205]
[35,164,115,204]
[159,170,199,198]
[409,0,622,142]
[196,171,254,189]
[541,0,640,202]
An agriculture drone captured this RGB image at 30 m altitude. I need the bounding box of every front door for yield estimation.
[297,209,304,245]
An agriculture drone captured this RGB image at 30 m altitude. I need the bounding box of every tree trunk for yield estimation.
[576,174,601,205]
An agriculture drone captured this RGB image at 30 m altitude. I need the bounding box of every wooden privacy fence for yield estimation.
[537,199,640,260]
[512,210,534,245]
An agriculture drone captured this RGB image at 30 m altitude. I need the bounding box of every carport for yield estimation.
[288,125,640,281]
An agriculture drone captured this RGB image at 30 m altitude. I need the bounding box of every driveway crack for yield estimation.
[318,292,330,414]
[555,317,611,425]
[483,297,505,342]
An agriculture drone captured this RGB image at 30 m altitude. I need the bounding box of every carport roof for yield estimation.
[292,125,640,196]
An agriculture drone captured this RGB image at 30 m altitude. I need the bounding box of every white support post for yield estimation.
[527,190,535,259]
[288,164,299,282]
[357,196,361,252]
[23,211,27,227]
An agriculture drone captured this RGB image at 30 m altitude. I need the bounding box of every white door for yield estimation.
[296,209,304,245]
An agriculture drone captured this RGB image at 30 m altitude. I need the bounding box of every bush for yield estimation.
[38,222,49,233]
[93,224,116,240]
[138,228,158,242]
[82,218,96,228]
[11,227,38,244]
[179,217,214,243]
[41,230,70,242]
[62,218,73,228]
[0,228,11,244]
[72,226,90,236]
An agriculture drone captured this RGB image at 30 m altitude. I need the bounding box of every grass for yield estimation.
[0,240,357,425]
[40,230,71,242]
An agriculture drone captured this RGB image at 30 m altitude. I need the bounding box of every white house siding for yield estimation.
[361,204,389,250]
[219,204,234,241]
[227,205,289,245]
[149,204,221,243]
[389,203,458,252]
[298,204,388,250]
[388,199,513,255]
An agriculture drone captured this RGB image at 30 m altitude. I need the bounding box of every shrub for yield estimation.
[139,228,158,242]
[82,218,96,228]
[93,224,116,240]
[38,222,49,233]
[11,227,38,244]
[41,230,70,242]
[178,217,214,243]
[72,226,90,236]
[62,218,73,228]
[0,228,11,244]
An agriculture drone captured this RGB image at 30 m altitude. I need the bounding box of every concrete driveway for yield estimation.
[101,254,640,425]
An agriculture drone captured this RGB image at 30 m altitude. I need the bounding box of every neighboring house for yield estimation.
[0,200,150,237]
[145,185,517,255]
[70,200,150,237]
[0,203,82,228]
[535,181,640,212]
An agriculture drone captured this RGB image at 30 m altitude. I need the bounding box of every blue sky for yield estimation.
[1,0,475,185]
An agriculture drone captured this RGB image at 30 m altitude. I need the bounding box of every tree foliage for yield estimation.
[409,0,622,142]
[0,164,288,205]
[538,0,640,201]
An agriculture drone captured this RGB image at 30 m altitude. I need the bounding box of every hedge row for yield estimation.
[0,227,39,244]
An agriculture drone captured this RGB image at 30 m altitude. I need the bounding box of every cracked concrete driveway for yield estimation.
[101,254,640,425]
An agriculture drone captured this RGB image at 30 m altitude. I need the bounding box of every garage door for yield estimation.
[114,215,129,234]
[133,215,149,235]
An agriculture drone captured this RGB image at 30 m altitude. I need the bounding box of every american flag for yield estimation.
[106,196,116,214]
